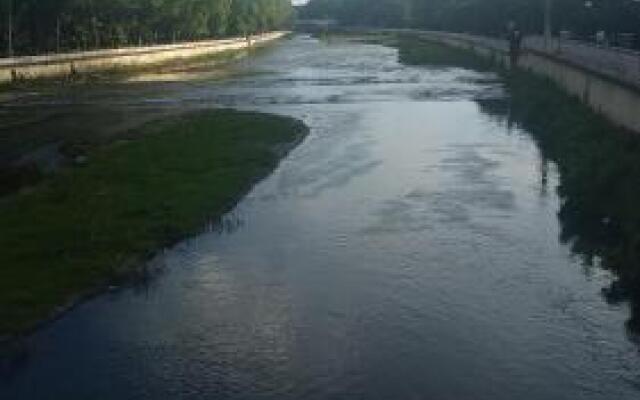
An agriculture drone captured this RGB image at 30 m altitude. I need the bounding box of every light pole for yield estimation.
[544,0,552,49]
[7,0,14,57]
[584,0,595,41]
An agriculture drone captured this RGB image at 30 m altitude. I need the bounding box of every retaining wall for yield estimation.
[414,31,640,134]
[0,32,287,83]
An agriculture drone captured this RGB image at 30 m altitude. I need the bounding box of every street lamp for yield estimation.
[6,0,14,57]
[584,0,596,42]
[544,0,552,49]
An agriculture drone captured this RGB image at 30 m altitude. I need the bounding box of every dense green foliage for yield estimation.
[301,0,640,42]
[0,0,293,56]
[0,109,307,336]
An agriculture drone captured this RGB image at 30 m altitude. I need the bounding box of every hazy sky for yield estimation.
[292,0,308,5]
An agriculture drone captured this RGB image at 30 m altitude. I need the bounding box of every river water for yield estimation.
[2,35,640,400]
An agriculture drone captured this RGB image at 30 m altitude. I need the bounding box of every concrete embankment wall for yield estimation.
[520,51,640,134]
[0,32,287,83]
[416,32,640,134]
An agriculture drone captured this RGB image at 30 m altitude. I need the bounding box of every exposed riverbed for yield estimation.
[2,35,640,400]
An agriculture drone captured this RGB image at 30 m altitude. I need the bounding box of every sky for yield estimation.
[292,0,309,5]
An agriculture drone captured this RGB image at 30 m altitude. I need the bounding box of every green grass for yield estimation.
[395,35,494,71]
[0,109,307,337]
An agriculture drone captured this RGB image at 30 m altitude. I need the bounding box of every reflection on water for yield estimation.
[479,93,640,343]
[2,35,640,400]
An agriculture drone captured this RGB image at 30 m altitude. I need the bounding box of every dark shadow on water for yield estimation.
[0,341,29,384]
[477,85,640,346]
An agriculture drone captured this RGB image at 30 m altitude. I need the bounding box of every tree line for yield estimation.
[1,0,294,57]
[300,0,640,44]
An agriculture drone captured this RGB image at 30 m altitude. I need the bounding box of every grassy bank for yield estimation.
[395,35,493,71]
[0,109,308,338]
[393,35,640,333]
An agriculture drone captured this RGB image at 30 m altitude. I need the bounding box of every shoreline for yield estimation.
[0,109,309,342]
[0,32,289,84]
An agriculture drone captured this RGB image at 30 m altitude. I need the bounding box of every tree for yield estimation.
[302,0,640,43]
[0,0,294,56]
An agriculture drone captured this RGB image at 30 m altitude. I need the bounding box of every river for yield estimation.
[2,35,640,400]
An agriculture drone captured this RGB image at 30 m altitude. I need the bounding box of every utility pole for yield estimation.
[7,0,14,57]
[56,16,61,53]
[544,0,552,49]
[92,17,99,49]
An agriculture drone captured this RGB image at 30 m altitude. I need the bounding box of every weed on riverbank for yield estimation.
[0,110,308,338]
[396,35,494,71]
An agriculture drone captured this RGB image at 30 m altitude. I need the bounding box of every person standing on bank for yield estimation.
[508,24,523,68]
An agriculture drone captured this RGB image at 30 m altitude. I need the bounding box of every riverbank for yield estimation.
[0,109,308,339]
[0,37,284,196]
[402,31,640,134]
[0,32,288,84]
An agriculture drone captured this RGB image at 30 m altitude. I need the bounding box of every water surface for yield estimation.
[2,35,640,400]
